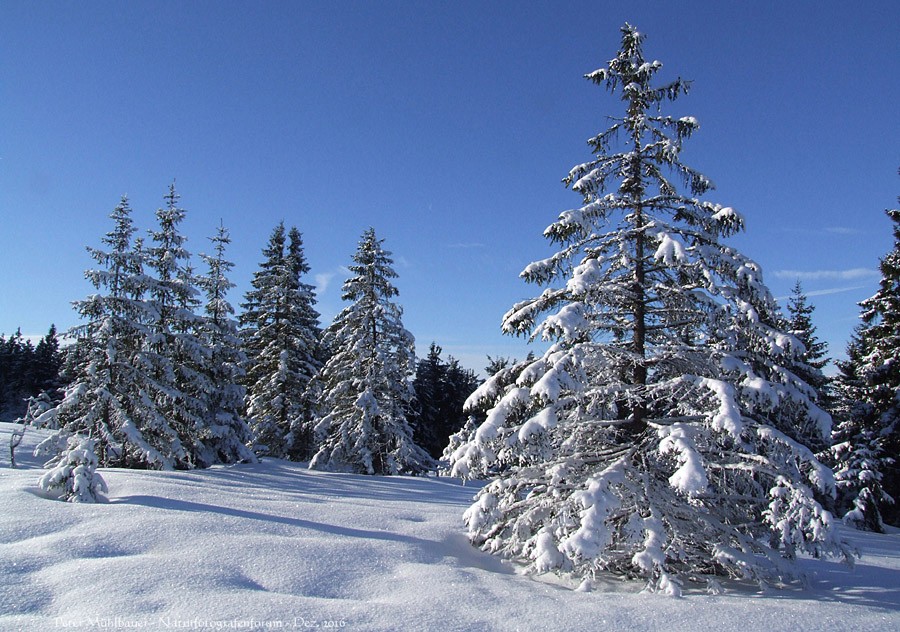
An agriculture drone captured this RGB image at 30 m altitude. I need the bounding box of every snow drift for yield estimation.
[1,423,899,631]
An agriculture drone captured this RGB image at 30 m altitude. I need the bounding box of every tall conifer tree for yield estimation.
[196,223,256,464]
[832,201,900,529]
[451,25,849,592]
[785,281,833,446]
[786,282,829,376]
[145,184,214,467]
[310,228,431,474]
[240,223,322,458]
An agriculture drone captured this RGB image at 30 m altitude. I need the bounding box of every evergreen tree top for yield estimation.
[860,207,900,328]
[786,280,829,372]
[198,224,237,323]
[261,222,287,266]
[287,226,311,277]
[98,196,136,252]
[586,23,690,113]
[559,23,724,226]
[150,184,189,253]
[343,227,401,302]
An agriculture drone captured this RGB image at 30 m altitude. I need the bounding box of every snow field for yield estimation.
[1,423,898,631]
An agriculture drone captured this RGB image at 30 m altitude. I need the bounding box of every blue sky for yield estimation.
[1,1,897,374]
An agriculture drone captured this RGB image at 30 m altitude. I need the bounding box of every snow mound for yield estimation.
[1,423,899,631]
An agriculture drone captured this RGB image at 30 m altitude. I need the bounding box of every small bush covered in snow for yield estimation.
[38,434,108,503]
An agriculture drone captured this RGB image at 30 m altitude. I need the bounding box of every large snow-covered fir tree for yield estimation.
[310,228,432,475]
[195,223,257,464]
[240,223,322,458]
[449,24,850,592]
[36,197,187,468]
[830,202,900,529]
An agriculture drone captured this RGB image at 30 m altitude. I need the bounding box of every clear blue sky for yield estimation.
[1,1,897,374]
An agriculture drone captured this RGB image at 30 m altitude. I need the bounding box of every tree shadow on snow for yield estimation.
[130,460,482,508]
[109,493,512,576]
[794,546,900,611]
[736,559,900,612]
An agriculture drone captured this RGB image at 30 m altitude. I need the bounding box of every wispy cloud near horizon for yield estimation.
[781,226,871,238]
[804,284,869,297]
[776,285,869,301]
[773,268,879,281]
[825,226,867,236]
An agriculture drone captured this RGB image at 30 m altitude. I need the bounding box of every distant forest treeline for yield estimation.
[0,326,63,421]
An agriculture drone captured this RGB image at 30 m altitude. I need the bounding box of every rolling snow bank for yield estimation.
[1,422,898,631]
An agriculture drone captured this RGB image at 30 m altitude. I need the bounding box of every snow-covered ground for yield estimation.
[1,422,898,632]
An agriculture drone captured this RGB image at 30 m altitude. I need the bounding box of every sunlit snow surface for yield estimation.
[1,422,898,631]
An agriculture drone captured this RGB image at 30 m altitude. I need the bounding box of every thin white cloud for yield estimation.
[782,226,870,238]
[804,285,869,298]
[314,266,351,294]
[314,272,336,294]
[773,268,879,281]
[825,226,866,236]
[447,242,486,249]
[776,285,869,301]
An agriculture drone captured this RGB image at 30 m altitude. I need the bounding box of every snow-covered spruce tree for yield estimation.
[835,350,894,535]
[240,223,322,458]
[856,206,900,526]
[145,184,214,468]
[36,197,185,468]
[786,281,834,424]
[831,203,900,528]
[195,223,257,464]
[829,329,889,532]
[450,24,850,593]
[284,227,328,458]
[38,434,108,503]
[310,228,432,475]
